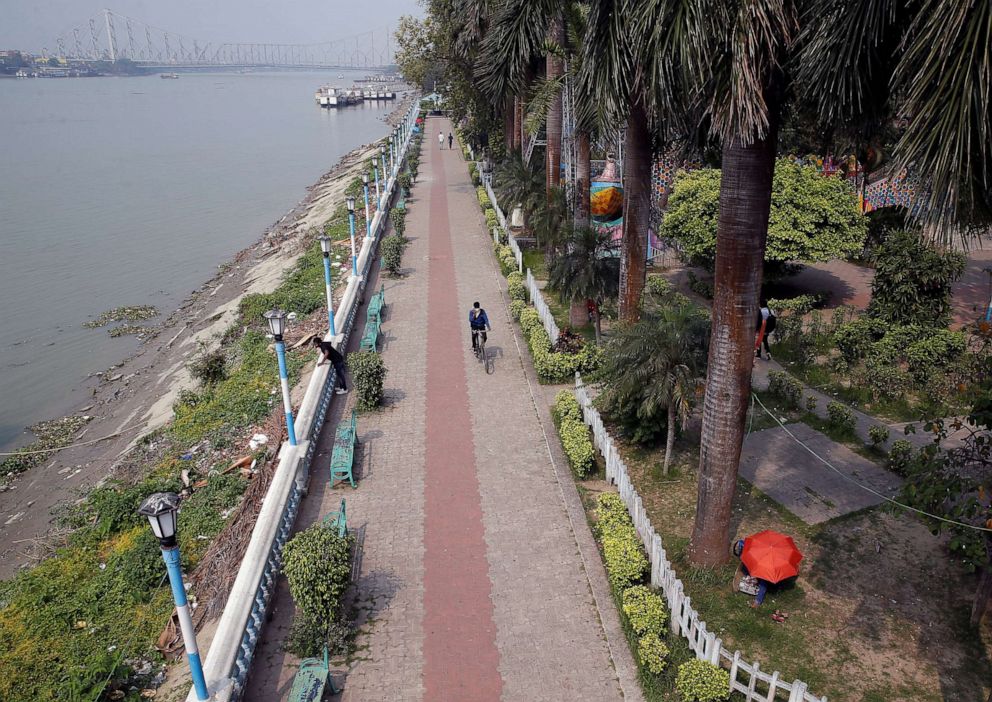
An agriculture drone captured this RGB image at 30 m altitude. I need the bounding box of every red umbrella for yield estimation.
[741,530,803,584]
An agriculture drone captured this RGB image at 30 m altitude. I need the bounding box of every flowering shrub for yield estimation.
[485,207,499,231]
[477,186,491,209]
[595,493,648,591]
[509,299,526,320]
[506,271,527,301]
[552,391,594,477]
[622,585,668,636]
[675,659,730,702]
[637,632,670,675]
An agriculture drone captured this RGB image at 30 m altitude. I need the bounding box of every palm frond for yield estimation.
[474,0,558,100]
[578,0,637,127]
[891,0,992,238]
[524,74,567,136]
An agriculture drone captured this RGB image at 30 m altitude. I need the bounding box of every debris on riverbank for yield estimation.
[83,305,159,329]
[0,414,92,483]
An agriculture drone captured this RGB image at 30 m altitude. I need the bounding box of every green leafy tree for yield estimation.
[662,160,867,270]
[868,229,966,327]
[596,302,709,472]
[394,15,444,90]
[549,225,620,343]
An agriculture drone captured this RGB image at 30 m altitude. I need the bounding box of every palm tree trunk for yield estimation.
[664,402,676,476]
[689,114,779,568]
[619,101,650,324]
[593,307,602,345]
[512,96,523,152]
[545,17,565,200]
[576,130,592,226]
[505,99,516,156]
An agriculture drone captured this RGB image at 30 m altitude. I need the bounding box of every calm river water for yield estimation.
[0,70,396,451]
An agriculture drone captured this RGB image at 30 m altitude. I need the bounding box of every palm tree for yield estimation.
[494,153,545,231]
[597,302,709,472]
[548,225,620,343]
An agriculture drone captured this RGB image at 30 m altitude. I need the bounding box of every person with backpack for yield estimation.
[468,301,491,353]
[755,298,776,361]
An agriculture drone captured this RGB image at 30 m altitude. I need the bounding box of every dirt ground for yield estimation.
[613,437,992,702]
[0,94,417,580]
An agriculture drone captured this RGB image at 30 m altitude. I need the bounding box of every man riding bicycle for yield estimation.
[469,301,491,352]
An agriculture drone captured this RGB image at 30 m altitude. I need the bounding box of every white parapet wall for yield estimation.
[186,99,421,702]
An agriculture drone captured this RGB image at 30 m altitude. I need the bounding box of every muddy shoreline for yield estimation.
[0,92,417,578]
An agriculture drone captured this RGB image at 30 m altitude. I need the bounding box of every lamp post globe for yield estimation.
[263,308,287,339]
[138,492,180,548]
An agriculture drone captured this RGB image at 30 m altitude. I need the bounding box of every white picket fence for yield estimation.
[525,269,560,345]
[574,375,827,702]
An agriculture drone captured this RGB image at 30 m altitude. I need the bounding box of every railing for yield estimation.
[573,375,826,702]
[525,269,559,346]
[186,99,421,702]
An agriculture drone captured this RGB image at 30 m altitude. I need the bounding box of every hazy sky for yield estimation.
[1,0,423,52]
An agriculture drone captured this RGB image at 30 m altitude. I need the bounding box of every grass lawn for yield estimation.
[579,426,992,701]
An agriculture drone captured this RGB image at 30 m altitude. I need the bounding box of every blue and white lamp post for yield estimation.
[388,136,395,176]
[346,196,358,277]
[372,163,381,213]
[379,145,388,198]
[263,309,298,446]
[362,174,371,238]
[394,127,401,174]
[318,235,337,336]
[138,492,209,701]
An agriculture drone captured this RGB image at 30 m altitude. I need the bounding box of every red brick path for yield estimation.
[421,131,503,699]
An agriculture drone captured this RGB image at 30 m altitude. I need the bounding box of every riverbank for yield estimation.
[0,90,416,578]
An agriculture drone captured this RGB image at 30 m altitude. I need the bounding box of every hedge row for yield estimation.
[552,391,595,477]
[593,493,730,701]
[519,307,602,383]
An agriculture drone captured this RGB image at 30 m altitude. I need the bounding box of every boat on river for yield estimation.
[160,72,179,79]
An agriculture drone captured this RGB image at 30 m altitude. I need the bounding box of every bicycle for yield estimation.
[472,329,494,374]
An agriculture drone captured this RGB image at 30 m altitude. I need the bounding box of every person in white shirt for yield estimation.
[438,130,444,149]
[755,298,776,360]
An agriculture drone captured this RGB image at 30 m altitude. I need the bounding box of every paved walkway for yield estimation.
[245,118,630,701]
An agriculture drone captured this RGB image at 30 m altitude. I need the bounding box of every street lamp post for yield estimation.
[318,236,337,336]
[362,174,371,238]
[372,164,381,214]
[263,310,298,446]
[346,196,358,277]
[138,493,209,701]
[388,136,395,176]
[379,145,388,201]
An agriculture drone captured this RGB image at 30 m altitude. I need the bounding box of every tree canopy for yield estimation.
[661,159,868,269]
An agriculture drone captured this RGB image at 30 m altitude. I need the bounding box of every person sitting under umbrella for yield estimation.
[734,530,803,612]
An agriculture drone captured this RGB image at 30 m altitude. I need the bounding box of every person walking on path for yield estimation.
[438,130,445,149]
[755,297,776,361]
[447,132,454,150]
[469,301,491,352]
[312,337,348,394]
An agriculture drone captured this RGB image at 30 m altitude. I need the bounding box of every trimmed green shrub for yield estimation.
[834,317,887,363]
[621,585,668,636]
[826,401,857,435]
[675,659,731,702]
[485,207,499,231]
[477,186,491,209]
[905,330,967,382]
[646,275,673,298]
[381,234,405,275]
[594,492,629,535]
[767,370,803,409]
[602,530,649,592]
[283,522,354,656]
[519,307,542,337]
[509,299,526,320]
[552,391,594,477]
[805,395,818,413]
[506,271,526,301]
[390,208,407,237]
[637,633,671,675]
[349,351,387,410]
[887,439,914,476]
[868,424,890,448]
[767,293,827,316]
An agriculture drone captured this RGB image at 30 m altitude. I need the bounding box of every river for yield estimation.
[0,70,398,451]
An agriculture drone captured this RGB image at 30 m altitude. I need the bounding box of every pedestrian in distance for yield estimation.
[447,132,454,150]
[755,297,776,361]
[312,337,349,394]
[438,130,444,149]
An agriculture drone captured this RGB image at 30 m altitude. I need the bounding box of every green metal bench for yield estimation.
[330,409,358,489]
[322,498,348,538]
[287,646,339,701]
[366,283,386,324]
[359,315,381,352]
